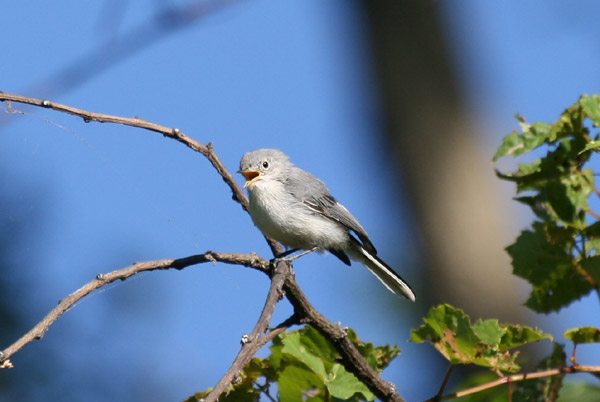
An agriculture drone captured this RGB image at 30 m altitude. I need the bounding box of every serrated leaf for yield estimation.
[411,305,551,373]
[507,222,592,313]
[473,319,505,346]
[348,328,400,373]
[410,304,481,365]
[499,325,553,351]
[579,140,600,154]
[564,327,600,344]
[492,118,551,161]
[580,94,600,126]
[277,326,388,401]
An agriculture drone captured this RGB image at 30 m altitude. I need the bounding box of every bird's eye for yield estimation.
[262,160,269,169]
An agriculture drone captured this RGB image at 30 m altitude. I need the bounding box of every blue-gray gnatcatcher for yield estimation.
[239,149,415,301]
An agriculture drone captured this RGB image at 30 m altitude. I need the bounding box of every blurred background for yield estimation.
[1,1,600,401]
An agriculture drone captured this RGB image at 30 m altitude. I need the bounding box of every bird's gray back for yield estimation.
[284,166,377,254]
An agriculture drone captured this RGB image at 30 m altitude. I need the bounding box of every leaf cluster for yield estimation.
[412,95,600,401]
[188,326,399,402]
[410,304,551,373]
[494,94,600,312]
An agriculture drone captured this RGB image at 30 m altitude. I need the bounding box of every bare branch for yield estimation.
[0,251,268,365]
[0,91,405,401]
[204,262,297,402]
[0,91,283,256]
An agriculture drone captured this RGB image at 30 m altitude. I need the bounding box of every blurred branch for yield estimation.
[3,0,241,105]
[0,92,405,402]
[0,251,268,366]
[424,364,600,402]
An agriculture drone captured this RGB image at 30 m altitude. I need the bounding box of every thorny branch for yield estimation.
[0,92,405,402]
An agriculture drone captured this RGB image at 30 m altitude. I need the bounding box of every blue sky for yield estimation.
[2,1,600,401]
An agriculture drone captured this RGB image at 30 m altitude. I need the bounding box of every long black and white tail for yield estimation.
[349,242,415,301]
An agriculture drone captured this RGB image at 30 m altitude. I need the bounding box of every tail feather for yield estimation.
[349,242,415,301]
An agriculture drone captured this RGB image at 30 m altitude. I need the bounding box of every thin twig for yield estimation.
[436,364,455,399]
[0,91,282,256]
[587,209,600,221]
[204,262,293,402]
[422,365,600,402]
[0,252,268,365]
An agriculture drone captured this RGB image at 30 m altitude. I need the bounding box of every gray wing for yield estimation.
[285,167,377,255]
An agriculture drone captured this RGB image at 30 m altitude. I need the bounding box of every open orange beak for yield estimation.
[240,170,261,188]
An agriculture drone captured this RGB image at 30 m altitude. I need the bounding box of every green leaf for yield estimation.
[499,325,553,351]
[564,327,600,344]
[579,140,600,154]
[326,363,373,401]
[277,326,382,401]
[580,94,600,126]
[410,304,482,366]
[281,329,330,379]
[411,305,551,373]
[507,222,592,313]
[279,362,326,402]
[492,116,551,161]
[348,328,400,373]
[539,181,576,224]
[579,255,600,284]
[473,319,505,347]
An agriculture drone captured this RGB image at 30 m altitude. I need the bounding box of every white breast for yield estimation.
[247,179,348,250]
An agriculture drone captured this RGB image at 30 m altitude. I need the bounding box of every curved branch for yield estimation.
[0,251,268,366]
[0,91,282,256]
[0,91,405,401]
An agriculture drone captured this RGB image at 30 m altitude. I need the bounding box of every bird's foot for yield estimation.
[270,247,319,266]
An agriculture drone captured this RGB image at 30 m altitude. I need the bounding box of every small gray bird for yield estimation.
[239,149,415,301]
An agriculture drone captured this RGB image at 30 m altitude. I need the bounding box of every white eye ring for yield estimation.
[262,160,269,169]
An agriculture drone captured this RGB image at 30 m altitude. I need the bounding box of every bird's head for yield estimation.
[238,149,290,189]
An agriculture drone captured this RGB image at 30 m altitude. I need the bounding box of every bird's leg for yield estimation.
[274,248,300,259]
[271,246,319,266]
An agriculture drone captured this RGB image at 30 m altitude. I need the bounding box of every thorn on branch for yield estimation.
[0,359,13,369]
[335,322,349,338]
[205,252,217,264]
